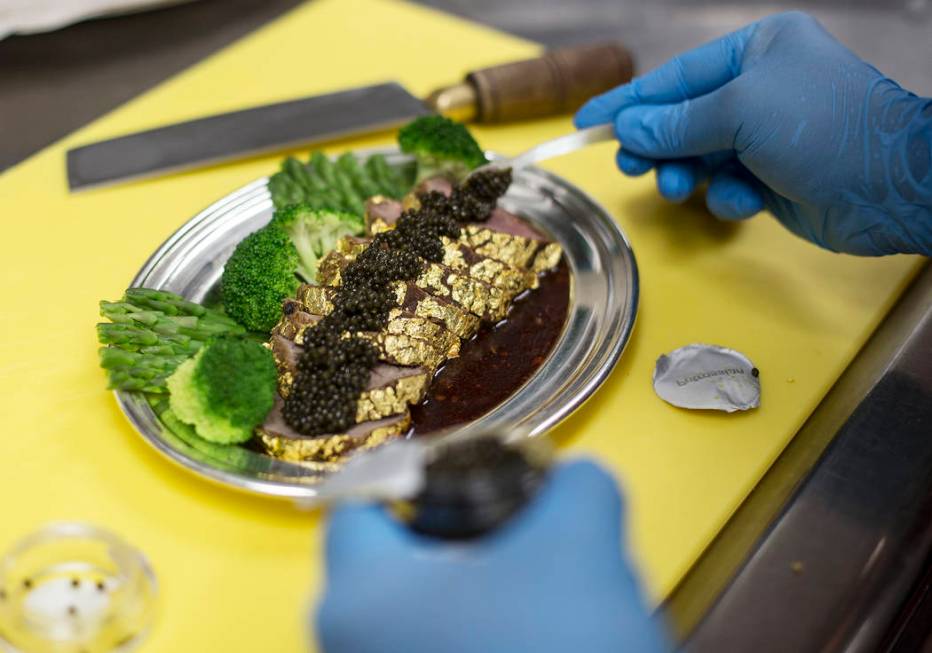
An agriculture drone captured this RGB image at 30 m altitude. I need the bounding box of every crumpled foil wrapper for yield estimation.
[653,344,760,412]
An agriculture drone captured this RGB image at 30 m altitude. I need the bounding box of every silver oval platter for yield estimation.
[116,149,638,499]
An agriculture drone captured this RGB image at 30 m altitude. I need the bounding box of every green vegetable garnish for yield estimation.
[268,152,411,211]
[97,288,245,393]
[397,115,486,182]
[220,226,301,333]
[166,335,277,444]
[270,204,363,282]
[221,204,364,332]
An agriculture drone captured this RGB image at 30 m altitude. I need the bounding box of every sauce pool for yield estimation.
[409,259,570,435]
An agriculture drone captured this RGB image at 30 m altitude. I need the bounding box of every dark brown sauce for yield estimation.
[410,259,570,435]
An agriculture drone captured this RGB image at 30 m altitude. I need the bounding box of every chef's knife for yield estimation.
[66,42,634,191]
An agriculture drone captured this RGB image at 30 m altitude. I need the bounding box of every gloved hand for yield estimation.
[575,11,932,256]
[316,460,668,653]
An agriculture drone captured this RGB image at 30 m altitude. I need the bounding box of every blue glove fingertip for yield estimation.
[656,162,697,202]
[616,148,654,176]
[705,173,764,220]
[574,83,639,128]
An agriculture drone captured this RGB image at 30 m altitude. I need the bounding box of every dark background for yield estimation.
[1,0,930,172]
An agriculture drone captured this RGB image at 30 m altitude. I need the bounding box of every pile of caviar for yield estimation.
[282,168,513,436]
[281,325,379,435]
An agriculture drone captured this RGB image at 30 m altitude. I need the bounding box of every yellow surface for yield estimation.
[0,0,923,650]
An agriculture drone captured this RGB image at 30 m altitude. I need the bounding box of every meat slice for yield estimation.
[275,295,461,361]
[397,176,456,212]
[272,301,321,341]
[358,366,429,422]
[334,235,537,295]
[274,305,454,371]
[298,283,480,340]
[483,207,546,241]
[364,195,561,272]
[481,208,563,273]
[318,250,514,322]
[256,397,410,463]
[415,177,454,197]
[364,196,403,233]
[274,298,459,360]
[271,331,429,390]
[269,334,430,422]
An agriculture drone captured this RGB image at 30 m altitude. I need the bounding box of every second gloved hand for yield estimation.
[576,11,932,256]
[317,461,667,653]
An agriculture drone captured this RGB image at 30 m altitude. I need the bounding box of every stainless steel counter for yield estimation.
[668,262,932,652]
[1,1,930,649]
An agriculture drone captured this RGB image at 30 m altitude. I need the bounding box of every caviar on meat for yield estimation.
[282,169,513,436]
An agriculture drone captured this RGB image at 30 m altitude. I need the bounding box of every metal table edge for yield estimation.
[662,258,932,651]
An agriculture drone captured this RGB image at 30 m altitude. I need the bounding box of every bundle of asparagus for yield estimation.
[97,288,245,393]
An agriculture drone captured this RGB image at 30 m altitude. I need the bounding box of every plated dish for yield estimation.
[99,118,638,497]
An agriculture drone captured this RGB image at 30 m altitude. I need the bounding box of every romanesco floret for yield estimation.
[166,335,277,444]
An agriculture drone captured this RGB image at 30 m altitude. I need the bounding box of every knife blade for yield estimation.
[66,82,429,191]
[66,41,634,191]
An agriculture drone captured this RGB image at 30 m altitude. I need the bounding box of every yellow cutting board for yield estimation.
[0,0,923,650]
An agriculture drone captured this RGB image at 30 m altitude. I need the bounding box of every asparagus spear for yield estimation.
[337,152,381,200]
[366,154,408,199]
[97,288,244,394]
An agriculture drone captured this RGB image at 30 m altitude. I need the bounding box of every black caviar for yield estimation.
[282,327,379,435]
[464,168,512,203]
[282,168,513,436]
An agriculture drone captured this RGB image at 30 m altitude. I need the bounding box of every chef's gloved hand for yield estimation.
[575,11,932,256]
[316,460,668,653]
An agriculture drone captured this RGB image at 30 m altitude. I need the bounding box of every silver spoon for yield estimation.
[471,123,616,177]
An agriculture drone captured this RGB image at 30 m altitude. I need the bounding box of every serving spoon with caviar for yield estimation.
[305,430,553,540]
[469,124,616,181]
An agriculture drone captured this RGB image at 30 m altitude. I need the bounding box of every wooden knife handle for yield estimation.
[466,42,635,123]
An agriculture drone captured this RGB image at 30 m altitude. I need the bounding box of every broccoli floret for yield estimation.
[221,226,300,332]
[270,203,364,282]
[166,335,277,444]
[222,204,365,332]
[398,116,487,182]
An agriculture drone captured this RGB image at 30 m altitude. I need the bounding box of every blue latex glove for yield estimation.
[317,460,668,653]
[575,11,932,256]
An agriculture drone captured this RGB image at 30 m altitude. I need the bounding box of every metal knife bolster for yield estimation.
[66,82,430,190]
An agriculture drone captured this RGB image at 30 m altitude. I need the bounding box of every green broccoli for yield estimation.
[221,226,300,332]
[270,203,364,282]
[166,335,277,444]
[222,204,364,332]
[397,115,487,182]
